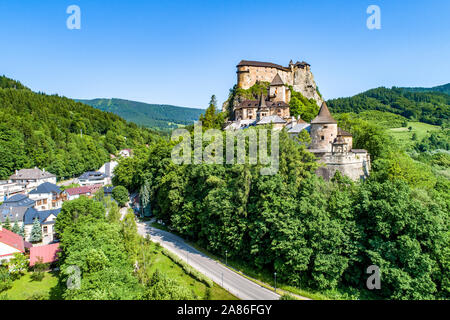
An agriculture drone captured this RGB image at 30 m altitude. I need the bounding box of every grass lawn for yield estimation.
[148,241,238,300]
[3,271,62,300]
[386,121,440,150]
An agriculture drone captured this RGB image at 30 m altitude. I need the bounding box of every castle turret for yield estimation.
[256,94,269,121]
[309,102,338,152]
[269,73,289,102]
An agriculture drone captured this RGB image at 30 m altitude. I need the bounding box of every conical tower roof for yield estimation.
[270,73,284,86]
[258,94,268,109]
[311,102,337,124]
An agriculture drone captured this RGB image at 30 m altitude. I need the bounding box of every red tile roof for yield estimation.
[0,228,25,254]
[29,243,61,266]
[64,184,102,196]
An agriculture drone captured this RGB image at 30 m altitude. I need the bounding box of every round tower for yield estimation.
[309,102,338,152]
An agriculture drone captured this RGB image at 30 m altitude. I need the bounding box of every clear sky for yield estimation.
[0,0,449,109]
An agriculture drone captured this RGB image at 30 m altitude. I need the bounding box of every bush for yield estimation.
[161,248,213,288]
[31,258,48,282]
[0,268,13,292]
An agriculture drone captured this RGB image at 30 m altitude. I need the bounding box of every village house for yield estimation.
[23,207,61,244]
[28,182,66,211]
[0,180,25,200]
[63,184,103,201]
[0,194,36,226]
[9,167,57,193]
[0,226,26,263]
[76,171,108,186]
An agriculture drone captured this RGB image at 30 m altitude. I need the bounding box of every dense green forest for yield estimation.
[401,83,450,96]
[0,76,159,180]
[78,98,204,131]
[113,101,449,299]
[327,87,450,126]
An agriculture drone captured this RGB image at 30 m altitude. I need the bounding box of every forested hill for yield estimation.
[78,98,204,131]
[400,83,450,96]
[327,86,450,126]
[0,77,158,180]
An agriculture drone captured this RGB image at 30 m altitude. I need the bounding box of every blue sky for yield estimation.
[0,0,449,109]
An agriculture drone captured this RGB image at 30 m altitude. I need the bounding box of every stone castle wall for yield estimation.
[315,152,371,181]
[237,64,323,105]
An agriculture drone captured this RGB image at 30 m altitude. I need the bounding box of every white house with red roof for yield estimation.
[0,226,25,263]
[63,184,103,201]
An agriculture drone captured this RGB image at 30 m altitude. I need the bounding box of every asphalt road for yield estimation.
[137,221,280,300]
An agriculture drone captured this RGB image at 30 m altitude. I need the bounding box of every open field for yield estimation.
[2,271,62,300]
[386,121,441,150]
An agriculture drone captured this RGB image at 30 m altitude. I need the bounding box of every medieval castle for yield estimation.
[225,59,371,181]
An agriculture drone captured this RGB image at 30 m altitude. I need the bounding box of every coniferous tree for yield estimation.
[19,224,25,238]
[3,217,11,230]
[30,217,42,243]
[11,220,20,234]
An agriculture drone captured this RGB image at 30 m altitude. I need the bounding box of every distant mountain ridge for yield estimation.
[327,84,450,126]
[78,98,204,131]
[399,83,450,96]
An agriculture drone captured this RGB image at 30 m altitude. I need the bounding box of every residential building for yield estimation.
[77,171,108,186]
[9,167,57,192]
[0,194,36,226]
[63,184,103,201]
[0,226,25,263]
[0,180,25,200]
[23,208,61,244]
[28,182,66,211]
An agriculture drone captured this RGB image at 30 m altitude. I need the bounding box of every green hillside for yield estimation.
[0,77,159,180]
[78,98,204,131]
[400,83,450,96]
[327,86,450,126]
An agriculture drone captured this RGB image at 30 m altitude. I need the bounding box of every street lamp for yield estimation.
[225,250,228,266]
[274,272,277,292]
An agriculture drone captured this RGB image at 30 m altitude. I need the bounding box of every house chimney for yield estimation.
[291,116,297,126]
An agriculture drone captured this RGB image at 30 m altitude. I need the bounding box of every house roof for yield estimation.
[288,123,311,134]
[351,149,368,154]
[236,99,289,110]
[257,115,287,125]
[0,194,35,208]
[338,127,352,137]
[0,228,25,254]
[0,206,29,223]
[78,171,107,181]
[64,184,103,196]
[29,243,61,266]
[237,60,289,71]
[23,208,61,225]
[311,102,337,124]
[270,74,285,86]
[9,168,56,180]
[29,182,61,195]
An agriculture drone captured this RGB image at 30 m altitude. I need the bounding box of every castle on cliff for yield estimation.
[225,59,371,181]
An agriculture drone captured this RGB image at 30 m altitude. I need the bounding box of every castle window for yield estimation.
[321,136,325,140]
[324,126,328,128]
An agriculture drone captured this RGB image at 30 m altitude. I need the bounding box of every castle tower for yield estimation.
[309,102,337,152]
[269,74,290,103]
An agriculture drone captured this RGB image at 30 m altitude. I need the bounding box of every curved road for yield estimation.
[137,221,280,300]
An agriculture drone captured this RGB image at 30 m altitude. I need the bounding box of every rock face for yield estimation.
[236,60,323,106]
